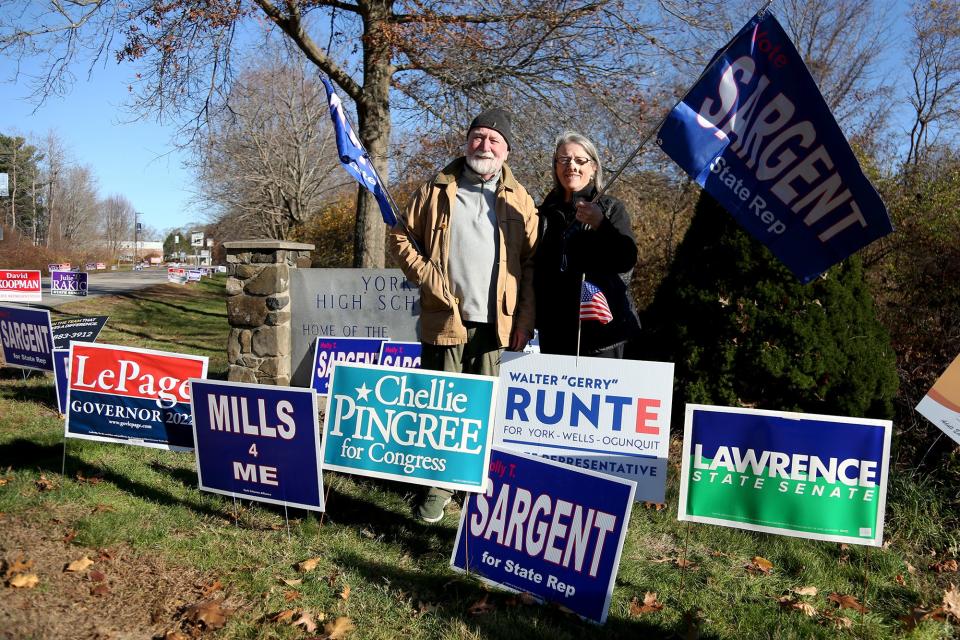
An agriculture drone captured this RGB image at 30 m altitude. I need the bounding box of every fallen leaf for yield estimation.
[792,586,818,596]
[0,478,7,486]
[270,609,295,624]
[92,504,114,513]
[35,474,55,491]
[360,528,375,539]
[793,602,817,616]
[900,607,935,630]
[906,562,917,575]
[830,615,854,629]
[8,573,39,588]
[281,577,302,587]
[323,616,355,639]
[185,599,231,630]
[96,548,113,561]
[340,584,351,600]
[65,556,94,572]
[932,559,959,573]
[630,591,664,616]
[164,632,189,640]
[415,600,437,616]
[89,569,106,582]
[326,569,342,587]
[468,594,496,616]
[62,530,77,544]
[76,471,104,485]
[895,574,905,586]
[675,557,699,570]
[708,549,729,558]
[292,611,317,633]
[201,579,223,597]
[944,583,960,619]
[747,556,774,574]
[642,501,666,511]
[828,592,867,614]
[4,556,33,578]
[297,557,321,573]
[90,583,110,596]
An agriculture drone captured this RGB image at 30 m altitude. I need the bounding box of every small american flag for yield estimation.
[580,281,613,324]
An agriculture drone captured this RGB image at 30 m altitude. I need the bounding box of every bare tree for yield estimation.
[100,193,134,257]
[55,164,99,246]
[195,49,343,239]
[0,0,721,267]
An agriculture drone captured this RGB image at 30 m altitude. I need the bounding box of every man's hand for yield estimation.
[509,327,533,351]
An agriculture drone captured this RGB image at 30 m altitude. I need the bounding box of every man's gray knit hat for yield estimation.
[468,108,513,150]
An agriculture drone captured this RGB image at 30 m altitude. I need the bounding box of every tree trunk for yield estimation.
[353,0,392,268]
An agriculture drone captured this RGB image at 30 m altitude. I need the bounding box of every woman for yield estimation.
[533,131,641,358]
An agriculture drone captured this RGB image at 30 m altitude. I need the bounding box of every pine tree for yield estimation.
[641,192,897,423]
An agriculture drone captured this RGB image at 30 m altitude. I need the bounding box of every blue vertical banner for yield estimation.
[657,12,893,283]
[451,448,636,624]
[0,305,54,372]
[378,341,422,369]
[321,363,497,492]
[311,336,386,395]
[53,349,69,414]
[190,380,324,511]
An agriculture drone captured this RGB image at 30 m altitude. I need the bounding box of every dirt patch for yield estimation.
[0,512,226,640]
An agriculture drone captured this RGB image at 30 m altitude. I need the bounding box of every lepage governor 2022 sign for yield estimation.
[678,404,892,546]
[190,379,324,511]
[493,352,673,503]
[451,448,635,624]
[65,343,209,450]
[321,362,497,492]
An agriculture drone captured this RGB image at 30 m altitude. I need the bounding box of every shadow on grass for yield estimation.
[0,439,226,520]
[332,550,702,640]
[115,289,227,319]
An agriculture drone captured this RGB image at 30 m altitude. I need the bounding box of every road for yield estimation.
[36,269,172,309]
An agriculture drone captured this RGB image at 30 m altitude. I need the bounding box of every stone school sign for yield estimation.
[290,269,420,386]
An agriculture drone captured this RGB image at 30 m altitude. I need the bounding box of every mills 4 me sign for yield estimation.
[65,343,209,450]
[678,405,892,546]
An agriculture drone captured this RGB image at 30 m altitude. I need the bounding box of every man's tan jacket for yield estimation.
[388,158,538,347]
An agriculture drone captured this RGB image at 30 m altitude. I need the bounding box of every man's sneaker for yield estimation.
[416,487,453,523]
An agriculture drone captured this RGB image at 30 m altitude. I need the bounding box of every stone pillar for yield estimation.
[223,240,314,386]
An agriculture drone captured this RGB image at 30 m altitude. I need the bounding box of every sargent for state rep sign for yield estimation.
[678,404,891,546]
[65,343,209,450]
[451,448,635,624]
[0,305,54,371]
[190,379,324,511]
[321,362,497,492]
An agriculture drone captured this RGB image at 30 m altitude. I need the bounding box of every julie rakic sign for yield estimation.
[678,404,892,546]
[321,362,497,492]
[190,379,324,511]
[311,336,386,395]
[0,270,42,302]
[656,12,893,283]
[0,305,54,371]
[65,343,209,450]
[450,448,635,624]
[493,352,673,503]
[50,270,88,296]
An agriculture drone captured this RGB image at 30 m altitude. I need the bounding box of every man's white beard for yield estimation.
[466,153,503,176]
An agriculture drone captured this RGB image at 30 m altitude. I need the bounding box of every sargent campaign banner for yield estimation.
[65,343,209,450]
[51,316,108,350]
[0,270,42,303]
[451,448,635,624]
[678,404,892,546]
[311,336,386,395]
[657,12,893,283]
[493,352,673,503]
[50,270,88,297]
[378,341,422,369]
[0,305,54,371]
[321,362,497,492]
[916,353,960,446]
[190,379,324,511]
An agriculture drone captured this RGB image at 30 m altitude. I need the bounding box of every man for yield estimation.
[388,108,539,523]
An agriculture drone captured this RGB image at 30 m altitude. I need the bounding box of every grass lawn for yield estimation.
[0,276,958,639]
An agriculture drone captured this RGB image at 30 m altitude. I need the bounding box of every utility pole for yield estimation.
[134,212,142,267]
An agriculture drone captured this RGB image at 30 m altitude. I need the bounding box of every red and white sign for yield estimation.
[48,263,71,273]
[96,262,106,270]
[65,342,209,450]
[0,270,42,302]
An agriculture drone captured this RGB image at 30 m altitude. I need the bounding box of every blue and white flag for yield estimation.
[321,76,397,227]
[657,12,893,283]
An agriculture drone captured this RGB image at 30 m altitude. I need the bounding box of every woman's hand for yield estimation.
[574,200,604,230]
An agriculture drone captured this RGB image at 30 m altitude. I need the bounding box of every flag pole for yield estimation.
[575,273,585,366]
[593,0,777,202]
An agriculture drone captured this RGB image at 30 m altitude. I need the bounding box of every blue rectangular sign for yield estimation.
[378,341,422,369]
[53,348,69,414]
[451,448,636,623]
[190,379,324,511]
[321,362,497,492]
[0,305,54,371]
[656,12,893,283]
[311,336,386,395]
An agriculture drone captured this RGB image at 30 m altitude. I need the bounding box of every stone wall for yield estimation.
[223,240,314,386]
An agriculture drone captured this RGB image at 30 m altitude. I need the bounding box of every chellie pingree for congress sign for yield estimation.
[678,405,892,546]
[321,363,497,492]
